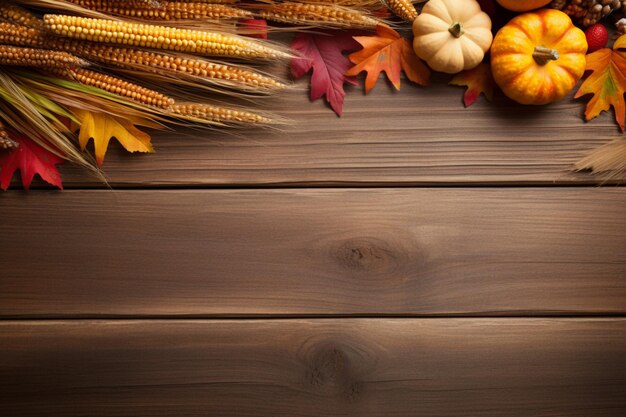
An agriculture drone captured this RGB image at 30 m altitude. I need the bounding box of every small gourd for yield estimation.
[412,0,493,74]
[491,9,588,105]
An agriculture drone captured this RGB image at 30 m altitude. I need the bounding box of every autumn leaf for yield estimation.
[449,63,495,107]
[291,31,360,116]
[73,109,154,166]
[0,134,64,191]
[575,35,626,131]
[346,25,430,94]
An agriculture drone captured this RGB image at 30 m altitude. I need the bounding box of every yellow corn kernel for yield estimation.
[43,14,289,60]
[62,68,175,108]
[66,0,253,20]
[383,0,417,22]
[258,2,384,29]
[0,45,88,69]
[171,103,273,125]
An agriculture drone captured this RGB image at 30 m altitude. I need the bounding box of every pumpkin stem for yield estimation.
[533,46,560,65]
[448,22,464,38]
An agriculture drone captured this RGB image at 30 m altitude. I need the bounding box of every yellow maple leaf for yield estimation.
[575,34,626,131]
[73,110,155,166]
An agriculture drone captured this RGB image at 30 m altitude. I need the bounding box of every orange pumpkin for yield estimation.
[495,0,551,11]
[491,9,587,105]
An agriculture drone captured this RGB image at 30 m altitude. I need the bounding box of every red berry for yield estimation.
[584,24,609,53]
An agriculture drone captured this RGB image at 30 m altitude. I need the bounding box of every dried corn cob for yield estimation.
[171,103,273,124]
[0,45,88,69]
[45,38,287,92]
[0,121,19,150]
[59,67,176,108]
[257,2,384,29]
[67,0,253,21]
[0,3,43,29]
[383,0,418,22]
[0,22,47,47]
[43,14,289,59]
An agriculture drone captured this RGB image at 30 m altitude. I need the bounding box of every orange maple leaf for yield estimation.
[346,25,430,94]
[575,35,626,131]
[449,63,495,107]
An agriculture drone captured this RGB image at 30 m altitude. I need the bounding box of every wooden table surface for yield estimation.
[1,78,625,416]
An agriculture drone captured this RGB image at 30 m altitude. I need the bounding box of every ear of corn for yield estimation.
[44,38,287,93]
[382,0,417,22]
[43,14,290,60]
[0,22,47,47]
[59,67,176,108]
[66,0,253,21]
[257,2,385,29]
[0,45,89,69]
[171,103,273,125]
[0,3,43,29]
[0,121,19,150]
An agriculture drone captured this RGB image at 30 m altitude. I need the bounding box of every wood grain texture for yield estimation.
[1,188,624,317]
[1,319,625,416]
[47,78,625,188]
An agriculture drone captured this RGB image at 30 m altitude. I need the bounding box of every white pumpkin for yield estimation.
[412,0,493,74]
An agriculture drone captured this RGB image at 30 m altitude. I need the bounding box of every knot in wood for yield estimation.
[306,345,364,402]
[333,237,398,274]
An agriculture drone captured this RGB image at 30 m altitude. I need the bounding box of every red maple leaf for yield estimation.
[0,135,64,191]
[291,31,361,116]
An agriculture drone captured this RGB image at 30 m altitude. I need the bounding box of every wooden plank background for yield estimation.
[1,188,625,317]
[2,319,626,417]
[1,71,625,415]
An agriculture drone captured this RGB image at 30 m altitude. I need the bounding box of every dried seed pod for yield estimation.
[45,38,287,93]
[171,103,273,124]
[551,0,622,27]
[0,22,47,47]
[257,2,384,29]
[43,14,290,59]
[0,3,43,29]
[58,67,176,108]
[66,0,253,21]
[0,121,19,150]
[0,45,88,69]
